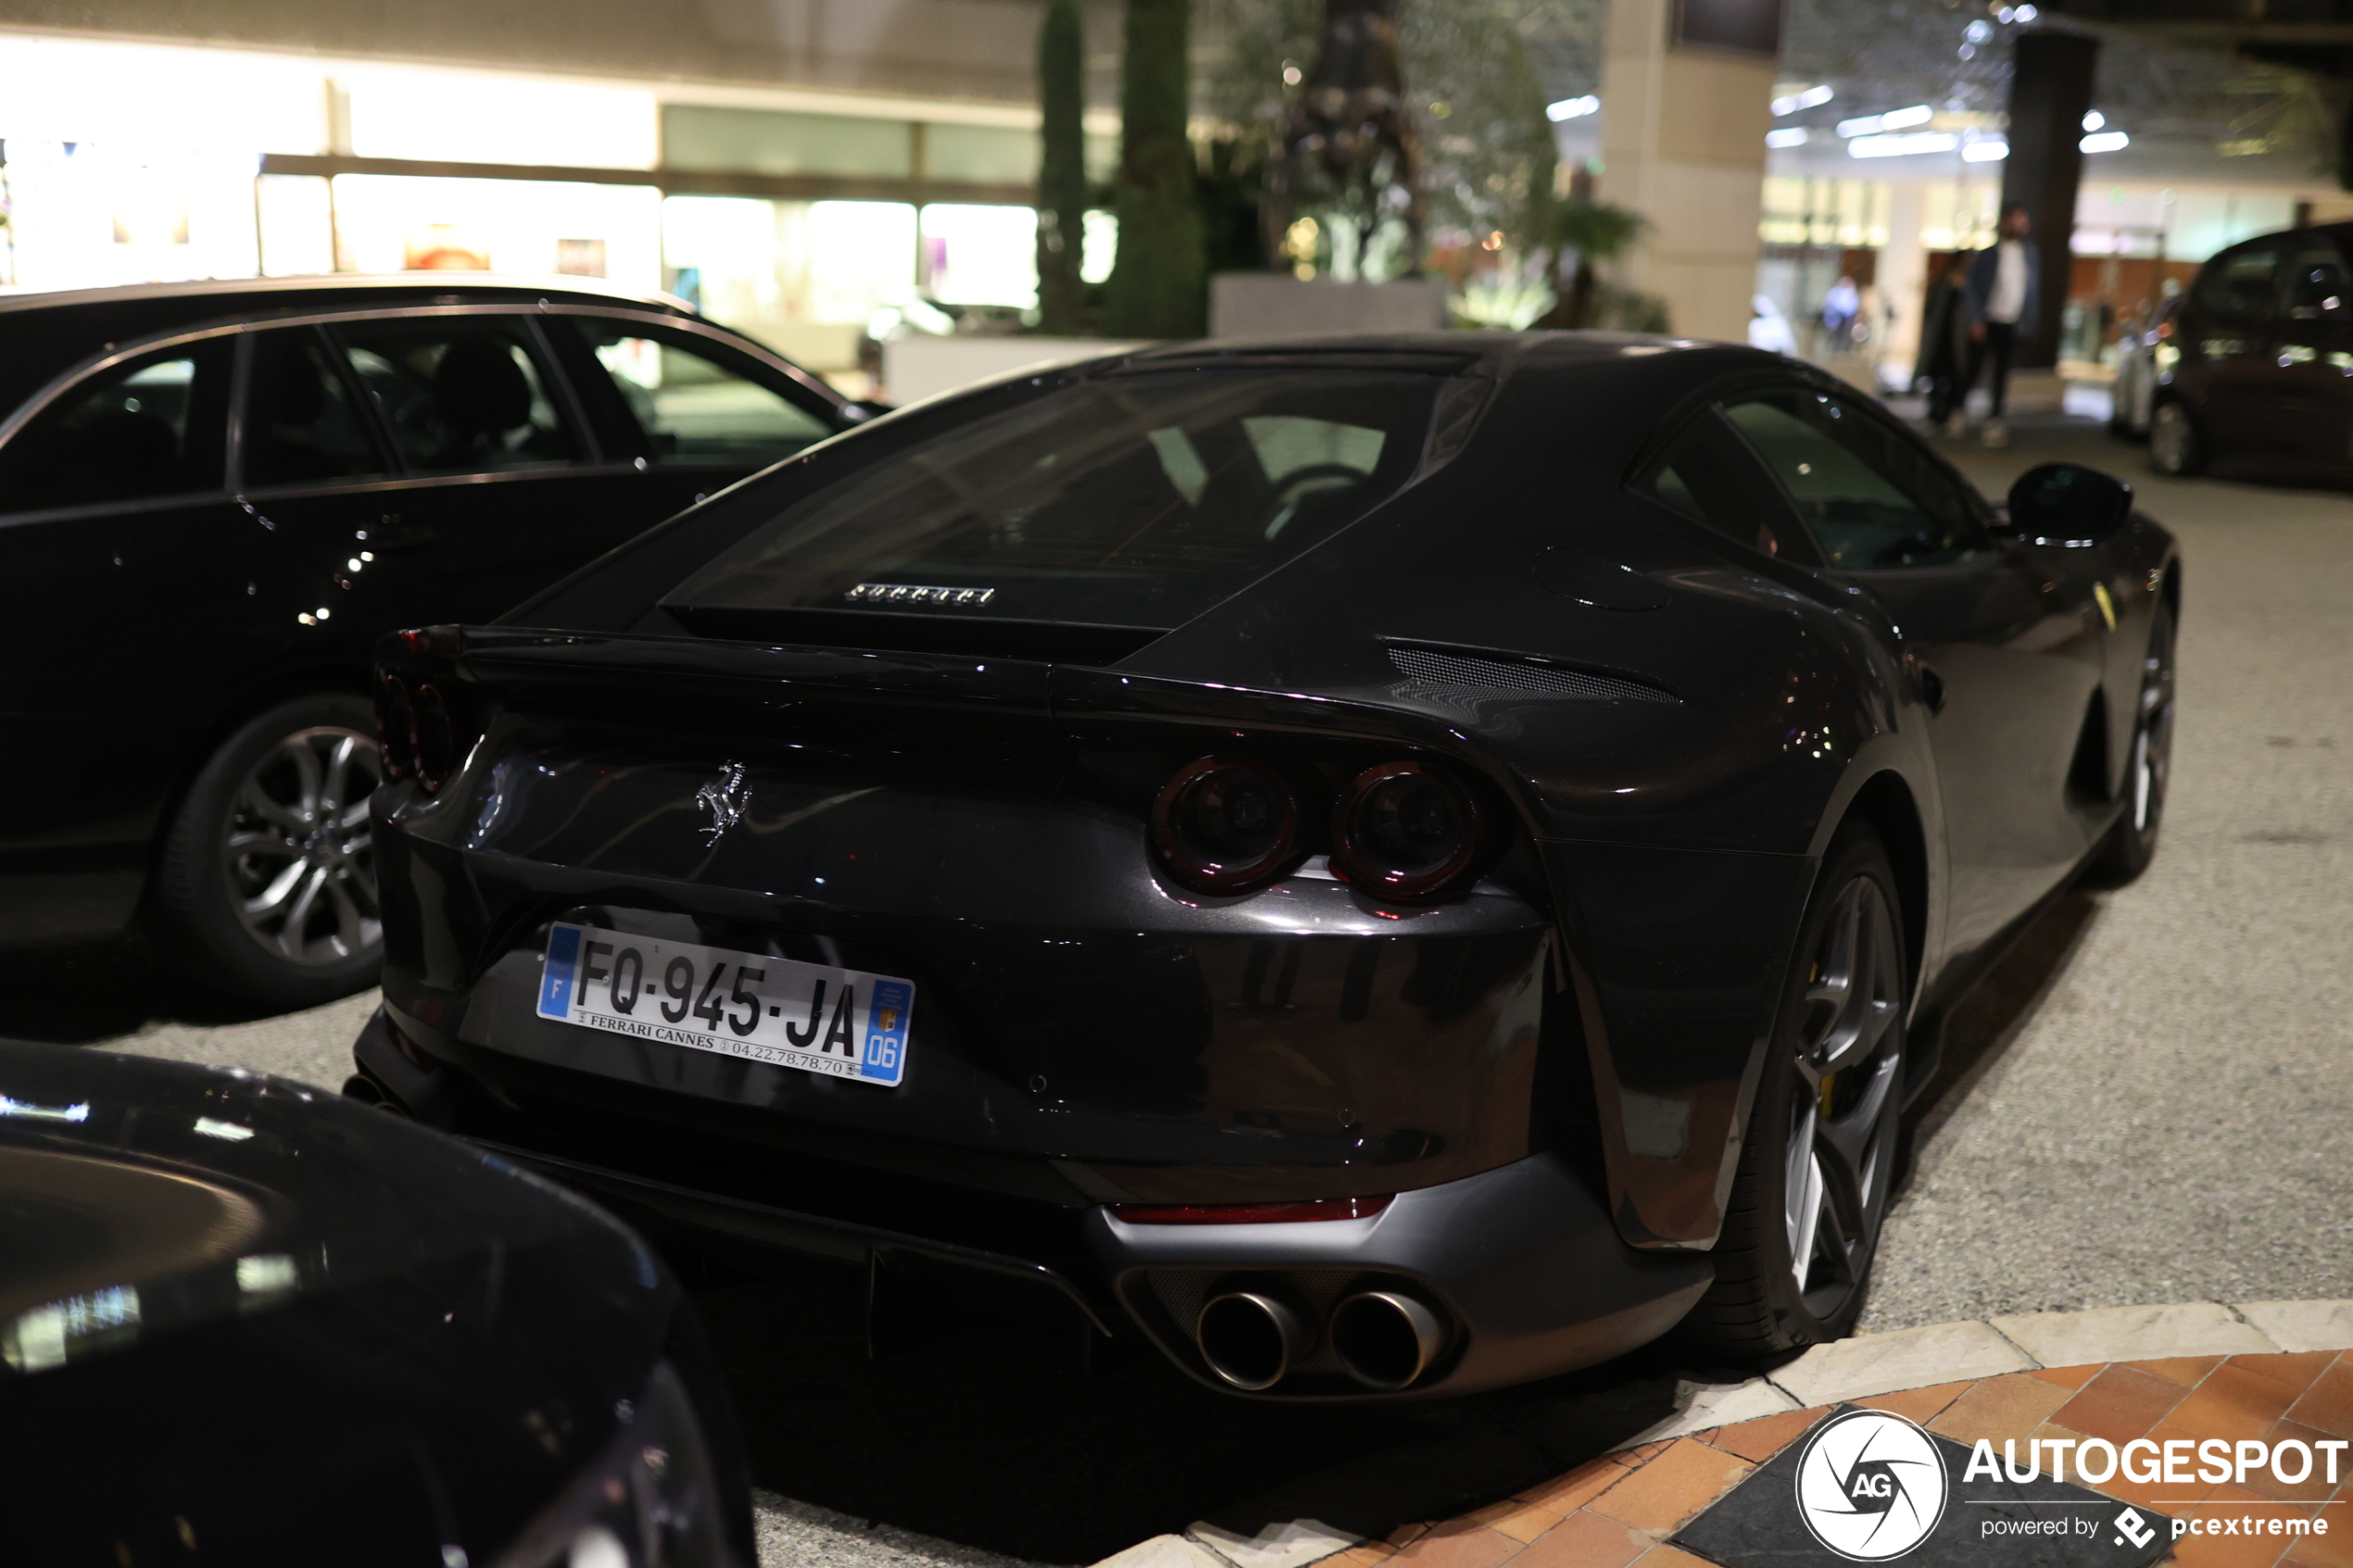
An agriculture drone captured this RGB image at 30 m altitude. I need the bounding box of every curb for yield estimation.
[1093,1298,2353,1568]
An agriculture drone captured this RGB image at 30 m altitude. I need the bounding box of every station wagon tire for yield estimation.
[1678,825,1907,1360]
[154,694,385,1008]
[2148,400,2204,476]
[2085,599,2176,886]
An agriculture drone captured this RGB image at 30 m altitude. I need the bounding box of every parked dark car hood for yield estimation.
[0,1042,682,1564]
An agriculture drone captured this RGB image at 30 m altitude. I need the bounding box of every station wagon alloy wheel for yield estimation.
[155,693,391,1007]
[227,726,383,966]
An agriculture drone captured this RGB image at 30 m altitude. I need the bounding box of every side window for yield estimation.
[0,339,233,513]
[2194,247,2280,322]
[1631,405,1817,563]
[243,328,390,490]
[1723,388,1985,569]
[2286,246,2349,314]
[333,318,581,477]
[566,317,835,466]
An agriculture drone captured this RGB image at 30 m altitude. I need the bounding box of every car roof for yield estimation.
[0,272,698,320]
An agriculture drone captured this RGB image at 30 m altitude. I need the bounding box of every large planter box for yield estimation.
[882,334,1147,407]
[1209,274,1449,338]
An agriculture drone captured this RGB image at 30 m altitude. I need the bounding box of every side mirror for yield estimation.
[2001,462,2133,546]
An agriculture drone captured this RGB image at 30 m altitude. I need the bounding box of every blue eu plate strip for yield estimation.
[860,979,913,1085]
[538,924,582,1020]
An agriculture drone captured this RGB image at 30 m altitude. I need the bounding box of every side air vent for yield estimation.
[1386,646,1679,705]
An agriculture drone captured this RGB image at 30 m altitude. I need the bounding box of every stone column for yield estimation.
[2000,31,2097,369]
[1876,180,1928,389]
[1598,0,1781,344]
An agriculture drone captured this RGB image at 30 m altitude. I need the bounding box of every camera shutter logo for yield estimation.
[1793,1409,1950,1560]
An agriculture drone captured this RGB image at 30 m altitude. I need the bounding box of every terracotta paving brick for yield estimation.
[2097,1422,2214,1511]
[1628,1547,1714,1568]
[2233,1353,2345,1397]
[2033,1362,2106,1391]
[1586,1439,1753,1534]
[2172,1486,2324,1568]
[1498,1459,1632,1532]
[2241,1418,2347,1505]
[1856,1381,1973,1424]
[1464,1500,1520,1528]
[1389,1519,1520,1568]
[1928,1373,2079,1445]
[1389,1523,1433,1548]
[2172,1365,2308,1444]
[2057,1364,2193,1446]
[2286,1359,2353,1441]
[1328,1546,1399,1567]
[1505,1511,1653,1568]
[2139,1356,2229,1387]
[1613,1441,1671,1469]
[2282,1503,2353,1568]
[1704,1407,1826,1463]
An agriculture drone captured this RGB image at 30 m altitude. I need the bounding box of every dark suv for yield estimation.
[0,275,871,1004]
[2150,223,2353,476]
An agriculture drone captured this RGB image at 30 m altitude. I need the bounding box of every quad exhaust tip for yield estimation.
[1195,1290,1310,1391]
[1330,1289,1450,1390]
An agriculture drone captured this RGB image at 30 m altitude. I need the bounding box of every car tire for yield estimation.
[1678,824,1907,1360]
[2084,598,2176,887]
[153,693,385,1008]
[2149,400,2204,476]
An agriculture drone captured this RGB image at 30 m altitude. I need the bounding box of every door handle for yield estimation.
[360,514,437,553]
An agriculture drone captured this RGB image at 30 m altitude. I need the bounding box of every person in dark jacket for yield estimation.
[1919,255,1972,429]
[1950,205,2041,446]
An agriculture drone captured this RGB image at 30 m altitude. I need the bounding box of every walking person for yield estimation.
[1919,255,1970,430]
[1952,205,2040,446]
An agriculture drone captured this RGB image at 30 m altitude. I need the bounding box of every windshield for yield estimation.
[660,369,1442,645]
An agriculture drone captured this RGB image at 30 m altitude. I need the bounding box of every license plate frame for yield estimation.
[535,922,912,1088]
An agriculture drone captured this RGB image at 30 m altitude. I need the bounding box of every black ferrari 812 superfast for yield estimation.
[351,333,2177,1399]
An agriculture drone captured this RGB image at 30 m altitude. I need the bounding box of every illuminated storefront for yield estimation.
[0,29,1115,393]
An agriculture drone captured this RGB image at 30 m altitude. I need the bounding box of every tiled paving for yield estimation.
[1334,1352,2353,1568]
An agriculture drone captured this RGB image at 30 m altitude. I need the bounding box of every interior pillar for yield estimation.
[1999,31,2097,370]
[1598,0,1781,343]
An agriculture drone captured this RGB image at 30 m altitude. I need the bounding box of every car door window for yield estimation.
[2285,247,2349,314]
[332,317,581,477]
[1631,405,1817,563]
[2195,247,2280,323]
[1723,388,1985,568]
[565,318,835,466]
[0,339,233,514]
[243,328,392,490]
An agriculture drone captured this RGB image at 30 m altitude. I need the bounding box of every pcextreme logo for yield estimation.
[1793,1410,1951,1561]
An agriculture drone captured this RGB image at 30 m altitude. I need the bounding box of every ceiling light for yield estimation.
[1771,84,1834,115]
[1767,127,1809,147]
[1962,140,2010,161]
[1547,95,1600,121]
[1850,131,1960,157]
[2082,109,2105,131]
[1839,105,1933,137]
[2081,129,2130,153]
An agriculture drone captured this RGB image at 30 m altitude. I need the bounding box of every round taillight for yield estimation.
[375,675,415,782]
[1151,757,1298,894]
[1331,761,1483,900]
[414,684,457,793]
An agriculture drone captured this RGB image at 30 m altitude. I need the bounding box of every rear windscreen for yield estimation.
[660,369,1442,642]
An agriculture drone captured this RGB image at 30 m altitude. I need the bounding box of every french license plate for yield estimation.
[535,922,912,1088]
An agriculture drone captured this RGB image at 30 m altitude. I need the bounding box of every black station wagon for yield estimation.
[0,275,869,1004]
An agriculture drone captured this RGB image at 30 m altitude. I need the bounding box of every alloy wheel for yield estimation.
[225,725,383,965]
[1784,874,1905,1323]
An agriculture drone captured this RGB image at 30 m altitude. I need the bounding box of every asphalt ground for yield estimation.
[7,411,2347,1565]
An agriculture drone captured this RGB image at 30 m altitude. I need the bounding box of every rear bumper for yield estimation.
[354,1005,1709,1399]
